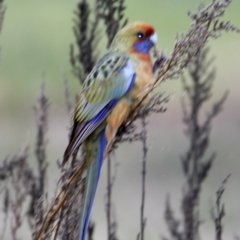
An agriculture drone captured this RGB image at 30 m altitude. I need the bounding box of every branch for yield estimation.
[134,0,239,116]
[210,174,231,240]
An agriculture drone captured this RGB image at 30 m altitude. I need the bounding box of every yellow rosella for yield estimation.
[63,22,158,240]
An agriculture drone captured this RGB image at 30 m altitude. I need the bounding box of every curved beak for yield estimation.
[150,33,158,45]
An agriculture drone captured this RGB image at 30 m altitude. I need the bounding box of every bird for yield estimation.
[63,21,158,240]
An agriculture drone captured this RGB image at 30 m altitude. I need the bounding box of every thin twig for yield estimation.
[139,117,147,240]
[132,0,240,120]
[105,154,119,240]
[63,76,73,116]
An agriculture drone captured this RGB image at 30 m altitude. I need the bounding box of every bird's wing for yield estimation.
[76,53,135,121]
[63,53,135,162]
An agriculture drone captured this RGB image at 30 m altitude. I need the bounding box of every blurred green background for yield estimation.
[0,0,240,239]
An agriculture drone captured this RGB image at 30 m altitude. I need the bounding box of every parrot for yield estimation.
[63,21,158,240]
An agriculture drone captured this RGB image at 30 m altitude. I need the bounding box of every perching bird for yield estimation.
[63,21,158,240]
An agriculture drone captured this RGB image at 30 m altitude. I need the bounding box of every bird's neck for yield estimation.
[132,52,152,62]
[130,51,153,67]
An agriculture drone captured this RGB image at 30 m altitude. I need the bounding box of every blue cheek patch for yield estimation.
[134,39,153,54]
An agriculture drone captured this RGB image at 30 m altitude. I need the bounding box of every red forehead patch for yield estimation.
[143,25,154,37]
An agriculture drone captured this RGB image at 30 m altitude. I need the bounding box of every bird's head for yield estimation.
[110,22,158,56]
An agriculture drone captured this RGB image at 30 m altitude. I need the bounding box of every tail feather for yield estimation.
[79,130,106,240]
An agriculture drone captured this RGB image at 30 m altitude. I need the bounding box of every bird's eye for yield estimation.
[136,32,145,39]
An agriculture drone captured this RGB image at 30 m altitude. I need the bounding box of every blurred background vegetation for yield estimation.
[0,0,240,239]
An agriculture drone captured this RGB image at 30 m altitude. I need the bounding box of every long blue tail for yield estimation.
[79,130,106,240]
